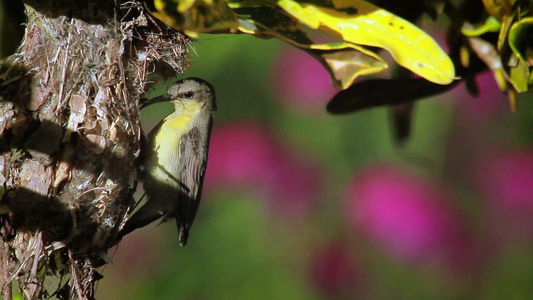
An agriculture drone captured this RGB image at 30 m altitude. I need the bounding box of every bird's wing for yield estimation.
[176,116,213,244]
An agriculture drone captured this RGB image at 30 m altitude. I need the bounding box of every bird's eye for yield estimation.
[183,91,195,99]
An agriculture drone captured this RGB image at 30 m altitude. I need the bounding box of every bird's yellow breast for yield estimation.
[163,114,192,129]
[148,102,202,185]
[156,115,191,153]
[154,101,203,152]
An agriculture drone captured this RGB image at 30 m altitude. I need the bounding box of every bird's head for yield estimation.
[140,77,217,112]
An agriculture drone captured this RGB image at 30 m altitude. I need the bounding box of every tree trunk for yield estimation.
[0,1,189,298]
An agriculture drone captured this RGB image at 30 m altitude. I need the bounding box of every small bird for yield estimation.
[120,77,216,246]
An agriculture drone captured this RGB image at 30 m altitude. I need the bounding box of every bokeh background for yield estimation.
[2,4,531,296]
[93,30,533,299]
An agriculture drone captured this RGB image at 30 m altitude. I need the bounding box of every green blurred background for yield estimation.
[99,33,532,299]
[2,4,532,299]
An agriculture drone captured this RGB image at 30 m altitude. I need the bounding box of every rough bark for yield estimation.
[0,1,190,298]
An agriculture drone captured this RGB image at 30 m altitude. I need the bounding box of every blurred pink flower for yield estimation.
[345,165,466,263]
[205,122,321,216]
[271,46,338,111]
[206,123,280,187]
[311,241,358,297]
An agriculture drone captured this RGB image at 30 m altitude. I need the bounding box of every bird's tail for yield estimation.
[176,220,190,246]
[119,202,167,238]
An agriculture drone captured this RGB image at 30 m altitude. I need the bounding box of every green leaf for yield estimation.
[508,17,533,92]
[461,17,501,37]
[508,17,533,67]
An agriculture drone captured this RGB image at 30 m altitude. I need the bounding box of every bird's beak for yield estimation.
[139,93,172,110]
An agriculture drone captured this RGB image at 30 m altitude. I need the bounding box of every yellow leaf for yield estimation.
[278,0,455,85]
[482,0,515,20]
[147,0,239,38]
[232,5,387,89]
[305,43,388,89]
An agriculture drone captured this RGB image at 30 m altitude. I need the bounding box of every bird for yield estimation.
[120,77,216,246]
